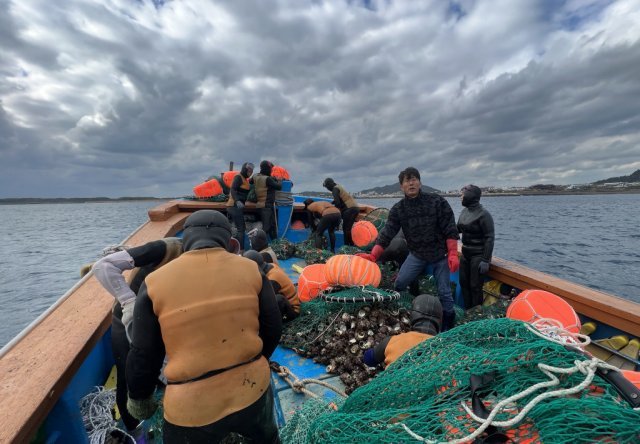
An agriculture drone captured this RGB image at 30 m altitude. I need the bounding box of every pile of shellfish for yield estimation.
[285,304,412,394]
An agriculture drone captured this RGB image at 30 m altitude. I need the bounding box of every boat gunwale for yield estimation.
[0,200,638,442]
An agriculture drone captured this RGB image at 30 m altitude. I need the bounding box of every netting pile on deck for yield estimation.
[281,318,640,443]
[280,291,415,393]
[362,208,389,231]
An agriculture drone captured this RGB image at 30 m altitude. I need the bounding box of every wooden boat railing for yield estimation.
[0,200,638,442]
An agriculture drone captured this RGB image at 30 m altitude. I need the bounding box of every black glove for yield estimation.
[478,261,490,274]
[127,394,158,420]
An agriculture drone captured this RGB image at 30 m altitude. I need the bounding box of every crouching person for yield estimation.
[126,210,282,443]
[363,295,442,368]
[244,250,300,322]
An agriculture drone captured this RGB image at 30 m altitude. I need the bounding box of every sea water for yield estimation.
[0,194,639,347]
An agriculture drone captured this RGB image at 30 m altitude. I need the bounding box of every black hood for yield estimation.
[182,210,232,252]
[323,177,336,191]
[243,249,268,273]
[410,294,443,335]
[461,184,482,207]
[240,162,255,178]
[260,160,273,176]
[249,229,268,252]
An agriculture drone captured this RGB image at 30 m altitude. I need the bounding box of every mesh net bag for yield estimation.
[271,238,296,259]
[362,207,389,232]
[281,318,640,443]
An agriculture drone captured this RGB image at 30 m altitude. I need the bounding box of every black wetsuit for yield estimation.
[457,187,494,309]
[112,240,174,431]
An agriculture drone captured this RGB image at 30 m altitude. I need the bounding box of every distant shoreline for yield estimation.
[0,197,172,205]
[357,189,640,198]
[2,188,639,204]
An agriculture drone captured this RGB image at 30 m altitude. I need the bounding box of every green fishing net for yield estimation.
[271,238,297,259]
[281,318,640,443]
[362,208,389,231]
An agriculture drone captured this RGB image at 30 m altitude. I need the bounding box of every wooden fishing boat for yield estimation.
[1,189,639,443]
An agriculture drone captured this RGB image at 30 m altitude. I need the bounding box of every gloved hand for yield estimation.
[236,201,245,209]
[356,245,384,263]
[363,348,377,367]
[121,300,135,342]
[127,394,158,420]
[446,239,459,273]
[478,261,490,274]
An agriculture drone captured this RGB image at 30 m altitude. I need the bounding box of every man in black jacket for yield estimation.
[358,167,459,331]
[126,210,282,443]
[457,184,495,309]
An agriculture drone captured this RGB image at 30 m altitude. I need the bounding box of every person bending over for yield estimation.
[322,178,359,246]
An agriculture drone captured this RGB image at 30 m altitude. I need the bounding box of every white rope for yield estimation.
[270,363,348,399]
[80,386,135,444]
[397,356,619,443]
[524,317,591,347]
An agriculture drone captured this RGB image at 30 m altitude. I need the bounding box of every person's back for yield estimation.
[126,210,282,443]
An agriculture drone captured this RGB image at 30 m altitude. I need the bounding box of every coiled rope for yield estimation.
[270,361,348,400]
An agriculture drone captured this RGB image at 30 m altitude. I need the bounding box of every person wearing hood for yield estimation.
[243,250,300,321]
[251,161,282,241]
[363,294,442,368]
[303,198,341,253]
[248,228,279,265]
[92,237,183,434]
[226,162,254,250]
[322,177,359,246]
[457,185,495,309]
[126,210,282,443]
[357,167,460,331]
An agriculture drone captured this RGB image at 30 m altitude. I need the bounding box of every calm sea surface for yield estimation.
[1,194,639,347]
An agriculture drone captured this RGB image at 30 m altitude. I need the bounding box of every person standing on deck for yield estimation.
[363,295,442,368]
[457,184,495,309]
[92,238,183,435]
[244,250,300,322]
[303,198,341,253]
[322,177,359,246]
[126,210,282,443]
[252,160,282,241]
[226,162,254,250]
[357,167,460,331]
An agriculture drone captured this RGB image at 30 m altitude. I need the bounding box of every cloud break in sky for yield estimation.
[1,0,640,197]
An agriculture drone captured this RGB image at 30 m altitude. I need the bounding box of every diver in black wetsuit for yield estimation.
[322,178,359,246]
[456,185,495,309]
[226,162,254,250]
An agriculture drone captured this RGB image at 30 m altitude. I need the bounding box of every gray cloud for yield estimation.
[0,0,639,197]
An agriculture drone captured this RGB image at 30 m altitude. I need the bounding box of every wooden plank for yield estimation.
[0,212,188,443]
[488,256,640,337]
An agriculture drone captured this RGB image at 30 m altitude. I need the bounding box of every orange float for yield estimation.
[271,165,290,180]
[621,370,640,390]
[222,170,239,188]
[291,220,306,230]
[193,179,223,198]
[351,220,378,247]
[298,264,330,302]
[506,289,581,333]
[324,254,381,288]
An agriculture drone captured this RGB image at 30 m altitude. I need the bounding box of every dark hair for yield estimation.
[398,167,421,184]
[303,198,314,207]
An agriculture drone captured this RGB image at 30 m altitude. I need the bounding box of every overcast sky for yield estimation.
[1,0,639,197]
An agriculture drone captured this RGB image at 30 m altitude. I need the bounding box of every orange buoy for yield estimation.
[291,220,306,230]
[324,254,381,287]
[351,220,378,247]
[506,289,581,333]
[621,370,640,389]
[298,264,330,302]
[193,179,223,198]
[271,165,290,180]
[222,170,239,188]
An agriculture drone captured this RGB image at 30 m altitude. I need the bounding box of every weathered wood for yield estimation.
[0,212,188,443]
[489,256,640,337]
